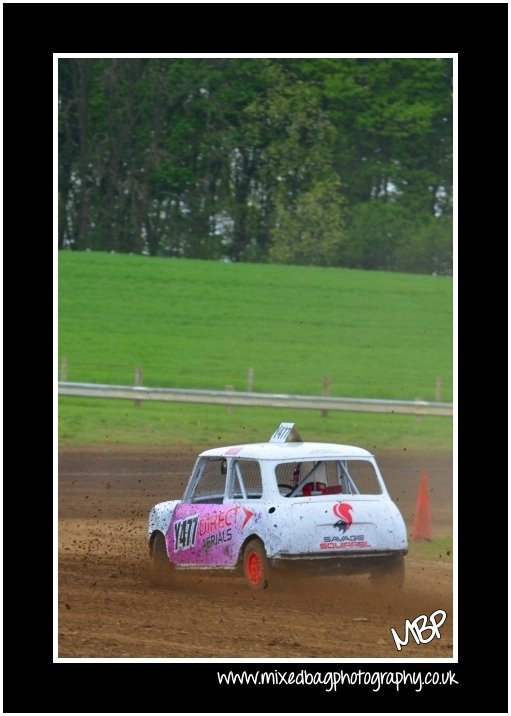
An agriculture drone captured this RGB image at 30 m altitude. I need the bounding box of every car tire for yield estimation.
[370,555,405,590]
[150,532,172,584]
[243,539,270,590]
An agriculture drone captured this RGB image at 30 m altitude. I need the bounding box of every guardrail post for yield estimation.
[225,385,234,414]
[134,366,143,408]
[321,375,332,417]
[60,356,68,382]
[435,376,443,402]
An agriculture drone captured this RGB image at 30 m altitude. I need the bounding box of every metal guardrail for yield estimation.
[58,382,453,417]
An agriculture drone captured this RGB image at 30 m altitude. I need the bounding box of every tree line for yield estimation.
[58,58,452,274]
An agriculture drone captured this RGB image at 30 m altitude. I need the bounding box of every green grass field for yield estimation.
[58,251,453,449]
[407,534,453,561]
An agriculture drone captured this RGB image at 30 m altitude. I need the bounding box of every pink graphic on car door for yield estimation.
[167,503,255,566]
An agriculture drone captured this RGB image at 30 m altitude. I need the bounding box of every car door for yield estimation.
[167,456,263,568]
[166,456,237,567]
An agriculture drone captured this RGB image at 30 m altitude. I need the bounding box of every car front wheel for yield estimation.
[150,532,173,584]
[243,539,270,590]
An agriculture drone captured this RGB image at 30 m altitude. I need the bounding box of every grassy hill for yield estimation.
[58,251,453,449]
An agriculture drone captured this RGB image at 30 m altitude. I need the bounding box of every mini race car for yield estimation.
[148,423,407,589]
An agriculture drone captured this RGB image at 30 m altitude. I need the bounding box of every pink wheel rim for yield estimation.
[246,550,263,585]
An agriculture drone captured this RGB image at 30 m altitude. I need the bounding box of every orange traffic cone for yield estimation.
[412,472,432,540]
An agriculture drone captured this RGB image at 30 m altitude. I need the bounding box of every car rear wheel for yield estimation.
[243,539,270,590]
[370,555,405,590]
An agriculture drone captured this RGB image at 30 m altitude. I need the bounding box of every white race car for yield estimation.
[148,423,407,589]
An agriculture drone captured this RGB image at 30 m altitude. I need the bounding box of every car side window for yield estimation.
[229,460,263,500]
[187,457,227,504]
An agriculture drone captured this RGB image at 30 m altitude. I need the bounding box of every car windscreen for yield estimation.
[275,459,382,496]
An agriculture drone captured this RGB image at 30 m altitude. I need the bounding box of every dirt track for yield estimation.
[58,447,453,659]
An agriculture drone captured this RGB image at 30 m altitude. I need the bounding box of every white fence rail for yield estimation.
[58,381,453,417]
